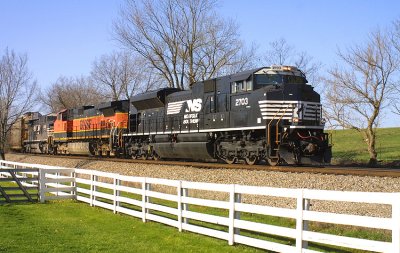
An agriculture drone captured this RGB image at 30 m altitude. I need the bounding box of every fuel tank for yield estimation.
[152,141,214,160]
[67,142,91,155]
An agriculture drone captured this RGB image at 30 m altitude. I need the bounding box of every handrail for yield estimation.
[275,106,292,145]
[267,103,292,148]
[267,109,282,148]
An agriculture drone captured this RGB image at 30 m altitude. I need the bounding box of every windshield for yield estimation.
[255,74,283,85]
[283,75,306,84]
[255,74,306,87]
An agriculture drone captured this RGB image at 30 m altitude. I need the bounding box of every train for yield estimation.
[9,66,332,166]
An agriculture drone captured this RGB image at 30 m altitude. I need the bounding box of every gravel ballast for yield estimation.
[5,154,400,218]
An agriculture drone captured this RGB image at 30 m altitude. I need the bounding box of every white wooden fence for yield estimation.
[0,160,75,202]
[1,160,399,253]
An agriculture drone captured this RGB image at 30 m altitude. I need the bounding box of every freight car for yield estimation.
[9,114,27,152]
[124,65,331,165]
[12,66,331,166]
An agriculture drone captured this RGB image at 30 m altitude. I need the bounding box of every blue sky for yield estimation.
[1,0,399,126]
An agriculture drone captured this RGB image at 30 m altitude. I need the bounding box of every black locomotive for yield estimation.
[124,65,331,165]
[11,66,331,166]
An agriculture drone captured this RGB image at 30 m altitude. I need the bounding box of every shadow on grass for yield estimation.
[331,150,364,165]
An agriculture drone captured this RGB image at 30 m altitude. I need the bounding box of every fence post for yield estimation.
[113,177,120,214]
[71,171,76,199]
[295,189,304,252]
[228,184,236,245]
[392,193,400,252]
[142,178,151,222]
[56,172,60,197]
[39,169,45,203]
[177,181,183,232]
[90,172,94,207]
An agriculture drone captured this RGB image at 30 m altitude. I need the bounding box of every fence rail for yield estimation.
[0,160,75,203]
[1,160,399,252]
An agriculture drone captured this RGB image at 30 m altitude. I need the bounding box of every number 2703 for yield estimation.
[235,98,248,106]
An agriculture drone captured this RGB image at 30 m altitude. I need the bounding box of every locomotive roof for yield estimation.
[130,88,181,102]
[199,65,306,84]
[131,88,181,110]
[96,100,129,110]
[229,67,265,82]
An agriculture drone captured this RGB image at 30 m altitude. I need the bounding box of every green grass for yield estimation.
[0,178,392,253]
[328,127,400,164]
[0,200,264,253]
[0,176,392,253]
[0,199,391,253]
[75,183,391,252]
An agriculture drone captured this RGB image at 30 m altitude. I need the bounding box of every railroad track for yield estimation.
[7,153,400,178]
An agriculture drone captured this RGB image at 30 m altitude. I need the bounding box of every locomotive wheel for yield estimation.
[266,157,279,166]
[245,156,259,165]
[225,156,237,164]
[152,152,161,161]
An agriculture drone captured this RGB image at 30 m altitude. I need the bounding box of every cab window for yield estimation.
[246,80,253,91]
[231,79,252,93]
[283,75,306,84]
[231,82,238,93]
[255,74,283,85]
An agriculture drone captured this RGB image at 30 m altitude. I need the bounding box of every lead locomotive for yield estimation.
[12,66,331,166]
[125,65,331,165]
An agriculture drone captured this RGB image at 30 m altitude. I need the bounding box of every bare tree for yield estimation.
[324,30,398,166]
[390,19,400,115]
[91,52,124,100]
[114,0,254,89]
[393,87,400,115]
[393,83,400,116]
[0,48,37,159]
[91,51,159,100]
[41,76,104,112]
[264,38,294,66]
[264,38,322,87]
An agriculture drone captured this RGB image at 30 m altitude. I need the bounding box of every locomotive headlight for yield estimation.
[293,117,300,123]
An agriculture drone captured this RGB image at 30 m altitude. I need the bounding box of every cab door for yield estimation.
[230,80,251,127]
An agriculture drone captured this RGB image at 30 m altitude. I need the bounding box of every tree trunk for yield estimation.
[0,141,5,160]
[0,132,5,160]
[365,128,378,167]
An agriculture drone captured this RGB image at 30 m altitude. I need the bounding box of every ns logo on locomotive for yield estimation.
[10,66,332,166]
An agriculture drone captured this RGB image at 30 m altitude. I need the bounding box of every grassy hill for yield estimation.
[328,127,400,164]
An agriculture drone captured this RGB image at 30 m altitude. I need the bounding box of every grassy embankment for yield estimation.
[329,127,400,164]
